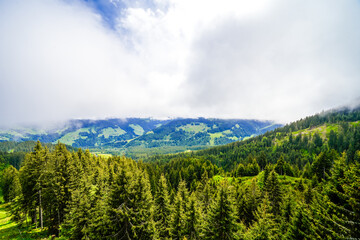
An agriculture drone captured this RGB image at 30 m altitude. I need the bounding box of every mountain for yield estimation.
[2,107,360,239]
[0,118,167,146]
[126,118,280,147]
[0,118,281,156]
[146,106,360,169]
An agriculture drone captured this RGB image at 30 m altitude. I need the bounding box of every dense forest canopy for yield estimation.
[1,107,360,239]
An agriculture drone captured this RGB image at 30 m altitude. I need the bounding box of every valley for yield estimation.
[0,118,281,158]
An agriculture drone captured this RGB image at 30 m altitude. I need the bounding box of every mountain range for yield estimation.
[0,118,281,156]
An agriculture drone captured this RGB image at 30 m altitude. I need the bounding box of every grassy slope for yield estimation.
[0,192,49,240]
[274,121,360,146]
[213,171,303,195]
[56,128,90,145]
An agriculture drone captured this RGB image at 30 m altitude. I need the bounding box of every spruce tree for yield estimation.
[202,183,238,240]
[275,156,285,175]
[1,165,21,202]
[154,175,172,239]
[265,171,282,216]
[246,193,277,240]
[43,142,75,235]
[171,191,185,240]
[107,166,155,240]
[178,180,190,213]
[184,193,201,240]
[285,204,314,240]
[236,179,260,226]
[19,141,47,227]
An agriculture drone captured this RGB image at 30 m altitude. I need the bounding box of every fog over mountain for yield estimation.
[0,0,359,126]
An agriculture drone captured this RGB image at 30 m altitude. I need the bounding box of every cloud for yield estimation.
[182,0,360,122]
[0,0,359,126]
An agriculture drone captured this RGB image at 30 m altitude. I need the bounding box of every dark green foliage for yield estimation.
[236,180,261,226]
[257,151,267,170]
[285,204,314,240]
[203,183,238,240]
[19,141,47,227]
[107,166,155,239]
[265,171,282,216]
[1,165,21,202]
[184,193,202,240]
[274,156,285,175]
[246,194,277,240]
[2,107,360,239]
[311,150,337,181]
[154,175,172,239]
[171,191,186,240]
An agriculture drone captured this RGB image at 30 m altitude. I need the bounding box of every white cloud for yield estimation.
[0,0,359,126]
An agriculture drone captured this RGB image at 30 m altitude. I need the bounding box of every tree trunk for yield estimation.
[39,189,43,229]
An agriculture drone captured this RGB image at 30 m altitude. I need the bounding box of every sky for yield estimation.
[0,0,360,126]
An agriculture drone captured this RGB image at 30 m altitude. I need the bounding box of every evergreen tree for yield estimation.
[236,179,260,226]
[311,150,336,181]
[246,194,277,240]
[328,129,337,150]
[275,156,285,175]
[1,165,21,202]
[171,191,186,240]
[43,142,75,235]
[107,165,155,240]
[265,171,282,216]
[184,193,201,240]
[154,174,172,239]
[203,183,238,240]
[61,172,94,239]
[178,179,190,213]
[285,204,314,240]
[19,141,47,227]
[87,191,113,239]
[257,151,267,171]
[313,132,323,149]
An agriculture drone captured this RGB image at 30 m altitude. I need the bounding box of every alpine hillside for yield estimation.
[0,118,281,157]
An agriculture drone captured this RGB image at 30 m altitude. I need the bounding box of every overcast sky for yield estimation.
[0,0,359,126]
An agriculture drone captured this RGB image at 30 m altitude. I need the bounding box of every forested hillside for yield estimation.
[0,118,280,157]
[0,141,76,170]
[1,107,360,239]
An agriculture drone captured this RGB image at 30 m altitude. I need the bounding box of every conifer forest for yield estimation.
[1,108,360,239]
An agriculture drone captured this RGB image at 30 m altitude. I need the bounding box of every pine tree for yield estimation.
[131,170,156,239]
[154,174,172,239]
[285,204,314,240]
[236,179,260,226]
[19,141,47,227]
[43,142,75,235]
[257,151,267,171]
[246,193,277,240]
[171,191,186,240]
[178,180,190,213]
[202,183,238,240]
[184,193,201,240]
[323,156,360,238]
[311,150,336,181]
[87,190,113,239]
[265,171,282,216]
[1,165,21,202]
[107,166,155,240]
[304,184,313,205]
[328,129,337,150]
[275,156,285,176]
[343,161,360,237]
[61,172,94,239]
